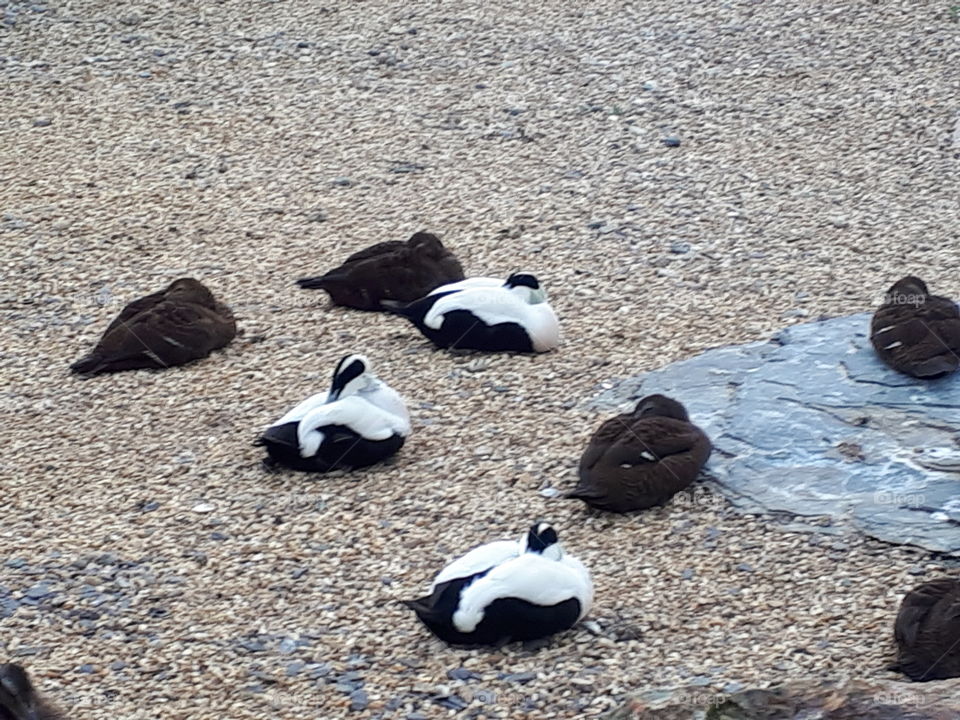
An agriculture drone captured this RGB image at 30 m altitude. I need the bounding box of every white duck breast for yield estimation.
[255,354,410,473]
[405,523,593,647]
[297,395,410,457]
[390,273,560,353]
[453,552,592,633]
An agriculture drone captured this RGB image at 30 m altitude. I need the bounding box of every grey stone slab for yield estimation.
[590,313,960,555]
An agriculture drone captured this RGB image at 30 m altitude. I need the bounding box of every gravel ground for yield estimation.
[2,1,959,718]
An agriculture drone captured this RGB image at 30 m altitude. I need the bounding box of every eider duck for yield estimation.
[70,277,236,375]
[296,231,465,311]
[383,273,559,352]
[893,577,960,681]
[255,354,410,472]
[566,394,712,513]
[870,276,960,378]
[405,522,593,647]
[0,663,65,720]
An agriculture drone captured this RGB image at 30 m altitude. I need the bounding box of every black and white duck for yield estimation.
[566,394,712,513]
[296,231,465,311]
[70,277,236,375]
[383,273,559,352]
[893,577,960,681]
[871,276,960,378]
[255,354,410,472]
[405,522,593,647]
[0,663,65,720]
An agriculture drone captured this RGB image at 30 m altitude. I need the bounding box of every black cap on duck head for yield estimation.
[167,277,216,306]
[0,664,37,720]
[634,394,690,422]
[524,522,559,554]
[407,232,443,253]
[329,354,370,401]
[886,275,929,298]
[505,273,540,290]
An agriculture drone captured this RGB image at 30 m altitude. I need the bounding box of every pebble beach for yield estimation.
[2,0,959,717]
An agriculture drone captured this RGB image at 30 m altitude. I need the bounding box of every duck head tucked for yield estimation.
[520,522,562,559]
[166,277,218,307]
[328,354,373,401]
[505,272,546,304]
[634,393,691,422]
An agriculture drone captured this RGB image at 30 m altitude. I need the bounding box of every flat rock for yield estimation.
[607,677,960,719]
[590,313,960,555]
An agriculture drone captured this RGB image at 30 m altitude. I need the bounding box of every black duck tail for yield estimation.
[380,299,414,315]
[402,596,444,623]
[70,353,104,375]
[911,356,958,378]
[296,275,335,290]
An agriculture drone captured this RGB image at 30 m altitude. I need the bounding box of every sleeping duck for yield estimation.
[1,663,65,720]
[70,277,236,375]
[566,394,712,513]
[255,354,410,472]
[383,273,560,352]
[404,522,593,647]
[296,231,465,311]
[893,577,960,681]
[871,276,960,378]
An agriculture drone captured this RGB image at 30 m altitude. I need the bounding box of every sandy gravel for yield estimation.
[2,0,959,718]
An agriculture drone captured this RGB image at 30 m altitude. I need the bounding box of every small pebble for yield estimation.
[662,136,681,147]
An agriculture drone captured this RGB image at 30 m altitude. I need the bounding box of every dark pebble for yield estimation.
[5,558,27,569]
[681,568,695,580]
[290,567,307,579]
[670,241,691,254]
[736,563,754,573]
[25,583,52,599]
[238,639,266,653]
[110,661,127,671]
[349,689,369,711]
[433,695,468,710]
[278,637,296,654]
[33,117,52,127]
[907,565,927,576]
[332,177,352,186]
[78,664,96,674]
[285,661,305,677]
[210,532,228,541]
[447,667,480,682]
[501,671,536,684]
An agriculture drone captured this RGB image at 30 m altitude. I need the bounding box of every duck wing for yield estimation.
[871,297,960,377]
[895,579,960,679]
[72,299,235,374]
[571,417,710,511]
[453,552,591,633]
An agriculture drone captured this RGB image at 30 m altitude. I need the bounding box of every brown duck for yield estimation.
[70,277,236,375]
[893,577,960,681]
[566,394,712,513]
[0,663,65,720]
[870,276,960,378]
[296,231,464,311]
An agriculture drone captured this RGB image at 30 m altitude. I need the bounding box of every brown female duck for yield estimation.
[70,277,236,375]
[870,276,960,378]
[0,663,65,720]
[893,577,960,681]
[296,231,464,311]
[566,394,711,513]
